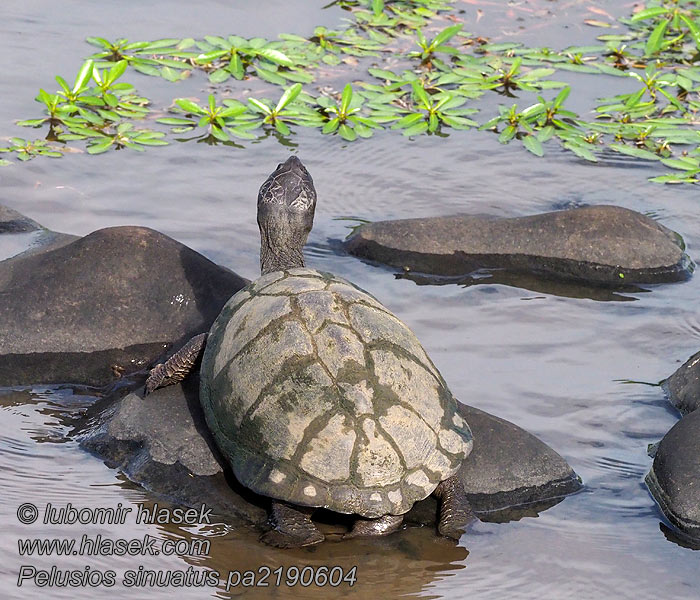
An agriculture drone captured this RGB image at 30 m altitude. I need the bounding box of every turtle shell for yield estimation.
[200,268,473,518]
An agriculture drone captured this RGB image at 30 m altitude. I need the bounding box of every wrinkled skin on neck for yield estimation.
[257,156,317,276]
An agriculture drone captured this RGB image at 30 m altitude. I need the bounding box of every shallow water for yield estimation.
[1,1,700,599]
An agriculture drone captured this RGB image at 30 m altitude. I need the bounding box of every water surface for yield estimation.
[1,2,699,599]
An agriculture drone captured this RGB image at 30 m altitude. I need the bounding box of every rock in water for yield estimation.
[0,226,247,387]
[345,205,692,285]
[664,351,700,415]
[77,381,581,527]
[77,377,266,525]
[0,204,78,262]
[646,410,700,541]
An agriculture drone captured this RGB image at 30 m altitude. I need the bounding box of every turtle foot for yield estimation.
[343,514,403,539]
[144,333,208,395]
[435,475,477,540]
[261,501,324,549]
[260,528,324,549]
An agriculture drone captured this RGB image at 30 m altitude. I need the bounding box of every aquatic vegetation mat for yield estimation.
[1,0,699,184]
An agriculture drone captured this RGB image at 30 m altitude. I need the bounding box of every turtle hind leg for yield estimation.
[260,501,324,549]
[434,475,476,540]
[343,514,403,539]
[145,333,208,395]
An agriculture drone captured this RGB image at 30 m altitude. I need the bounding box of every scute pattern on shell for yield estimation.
[200,268,473,518]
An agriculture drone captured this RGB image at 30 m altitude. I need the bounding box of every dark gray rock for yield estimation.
[345,205,692,286]
[646,409,700,540]
[77,379,581,529]
[0,226,247,387]
[664,351,700,415]
[77,377,267,525]
[0,204,78,262]
[406,403,581,523]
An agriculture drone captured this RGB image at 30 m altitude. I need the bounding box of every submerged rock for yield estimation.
[77,378,581,530]
[0,225,247,387]
[663,351,700,415]
[646,410,700,541]
[345,205,692,286]
[0,204,78,262]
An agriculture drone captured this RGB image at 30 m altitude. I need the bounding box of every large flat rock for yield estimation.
[664,350,700,415]
[345,205,692,285]
[0,225,247,387]
[646,409,700,541]
[77,379,581,530]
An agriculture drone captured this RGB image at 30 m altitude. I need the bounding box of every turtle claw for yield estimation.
[260,529,324,549]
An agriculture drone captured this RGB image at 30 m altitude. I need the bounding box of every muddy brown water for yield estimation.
[1,1,699,599]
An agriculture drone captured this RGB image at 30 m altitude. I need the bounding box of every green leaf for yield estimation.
[228,54,245,79]
[255,66,286,85]
[133,64,161,77]
[175,98,206,115]
[553,86,571,108]
[322,118,340,134]
[563,142,598,162]
[255,48,294,67]
[609,144,659,160]
[660,157,700,171]
[248,98,272,115]
[105,60,127,85]
[72,59,94,93]
[403,121,429,136]
[498,125,517,143]
[16,119,47,127]
[431,24,462,49]
[680,14,700,50]
[411,81,431,109]
[338,123,357,141]
[209,68,230,84]
[392,113,424,129]
[340,83,353,115]
[87,137,114,154]
[275,83,302,113]
[645,19,669,56]
[523,135,544,156]
[157,117,196,126]
[210,126,230,142]
[648,173,698,184]
[275,120,291,136]
[629,6,670,22]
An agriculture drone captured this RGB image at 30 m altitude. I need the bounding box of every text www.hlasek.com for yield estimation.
[18,534,209,558]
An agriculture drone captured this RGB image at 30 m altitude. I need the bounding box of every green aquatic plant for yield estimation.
[318,84,381,141]
[0,137,63,162]
[3,0,700,185]
[408,24,462,67]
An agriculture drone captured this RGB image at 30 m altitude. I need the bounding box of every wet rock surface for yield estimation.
[345,205,692,286]
[0,204,78,261]
[664,351,700,415]
[0,224,247,387]
[77,378,581,530]
[646,410,700,541]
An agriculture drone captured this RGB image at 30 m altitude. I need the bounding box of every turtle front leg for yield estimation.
[434,475,476,540]
[260,501,325,548]
[343,514,403,539]
[145,333,208,395]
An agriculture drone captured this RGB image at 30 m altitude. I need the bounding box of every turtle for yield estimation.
[145,156,476,548]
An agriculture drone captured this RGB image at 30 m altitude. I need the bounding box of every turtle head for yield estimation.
[257,156,317,276]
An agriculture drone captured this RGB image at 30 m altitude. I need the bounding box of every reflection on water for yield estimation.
[3,0,700,598]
